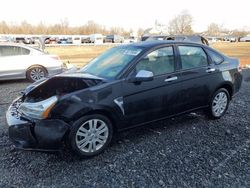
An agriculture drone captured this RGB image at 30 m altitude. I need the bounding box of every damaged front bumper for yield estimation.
[6,97,70,151]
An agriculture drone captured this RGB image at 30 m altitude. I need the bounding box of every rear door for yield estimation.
[175,45,216,111]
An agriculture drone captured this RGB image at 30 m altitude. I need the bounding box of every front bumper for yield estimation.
[6,97,70,151]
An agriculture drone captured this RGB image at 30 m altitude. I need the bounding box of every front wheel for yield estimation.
[206,88,230,119]
[69,114,113,158]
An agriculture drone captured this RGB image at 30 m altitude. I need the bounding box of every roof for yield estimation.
[0,42,28,47]
[128,40,206,49]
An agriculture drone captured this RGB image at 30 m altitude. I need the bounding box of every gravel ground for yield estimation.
[0,70,250,188]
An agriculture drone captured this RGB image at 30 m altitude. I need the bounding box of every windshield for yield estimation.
[80,46,143,79]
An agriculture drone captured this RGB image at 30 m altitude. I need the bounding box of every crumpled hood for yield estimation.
[23,73,104,103]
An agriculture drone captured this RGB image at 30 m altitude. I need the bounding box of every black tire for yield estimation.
[26,66,47,82]
[206,88,230,119]
[69,114,113,158]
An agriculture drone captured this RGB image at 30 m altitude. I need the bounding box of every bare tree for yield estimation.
[60,18,69,34]
[35,22,48,34]
[137,28,145,37]
[231,29,248,40]
[20,21,33,34]
[207,23,221,36]
[0,21,10,34]
[168,10,193,35]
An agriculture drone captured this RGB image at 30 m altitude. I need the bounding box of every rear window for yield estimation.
[206,49,224,64]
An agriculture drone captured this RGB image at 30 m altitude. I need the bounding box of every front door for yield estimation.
[121,46,181,127]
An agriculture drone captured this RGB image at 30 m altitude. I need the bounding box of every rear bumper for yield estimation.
[6,98,70,151]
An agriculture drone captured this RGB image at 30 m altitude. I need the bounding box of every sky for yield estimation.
[1,0,250,32]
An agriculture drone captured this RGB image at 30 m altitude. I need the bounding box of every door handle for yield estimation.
[206,68,216,73]
[165,76,178,82]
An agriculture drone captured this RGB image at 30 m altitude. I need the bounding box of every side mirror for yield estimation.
[128,70,154,83]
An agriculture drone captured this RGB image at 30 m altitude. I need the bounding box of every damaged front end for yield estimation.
[6,97,69,150]
[6,74,103,151]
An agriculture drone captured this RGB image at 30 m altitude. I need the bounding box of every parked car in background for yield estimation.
[0,43,75,82]
[66,37,73,44]
[239,36,250,42]
[141,35,166,41]
[15,37,26,44]
[90,34,103,44]
[143,35,209,46]
[24,38,35,44]
[124,36,137,43]
[6,41,242,157]
[48,37,59,44]
[103,35,124,43]
[14,37,34,44]
[44,37,51,44]
[58,38,68,44]
[81,36,91,43]
[72,36,82,44]
[224,37,237,42]
[0,36,12,43]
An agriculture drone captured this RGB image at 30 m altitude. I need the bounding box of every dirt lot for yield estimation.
[47,45,114,68]
[212,42,250,67]
[0,67,249,187]
[46,42,250,68]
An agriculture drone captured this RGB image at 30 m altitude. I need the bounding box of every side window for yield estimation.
[15,47,30,55]
[178,46,208,70]
[135,46,175,76]
[206,49,224,64]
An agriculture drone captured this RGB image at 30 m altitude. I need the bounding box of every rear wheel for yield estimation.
[206,88,230,119]
[69,114,113,158]
[26,66,47,82]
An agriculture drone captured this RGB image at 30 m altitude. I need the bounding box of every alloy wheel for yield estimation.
[212,91,228,117]
[75,119,109,153]
[30,68,45,81]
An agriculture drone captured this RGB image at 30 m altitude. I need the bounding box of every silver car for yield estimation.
[0,43,74,82]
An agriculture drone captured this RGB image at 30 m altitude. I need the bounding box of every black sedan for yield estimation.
[6,41,242,157]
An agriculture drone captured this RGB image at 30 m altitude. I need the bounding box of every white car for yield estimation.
[0,43,75,82]
[90,34,103,44]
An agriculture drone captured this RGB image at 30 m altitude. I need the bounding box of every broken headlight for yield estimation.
[19,96,58,120]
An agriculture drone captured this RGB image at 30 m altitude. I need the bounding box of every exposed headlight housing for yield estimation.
[19,96,58,120]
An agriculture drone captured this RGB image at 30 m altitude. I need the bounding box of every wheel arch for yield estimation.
[78,109,119,133]
[215,82,234,100]
[26,64,48,77]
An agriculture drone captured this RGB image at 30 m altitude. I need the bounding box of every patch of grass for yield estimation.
[46,45,112,68]
[212,42,250,67]
[46,42,250,68]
